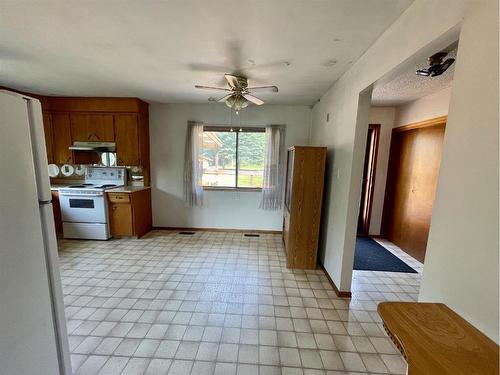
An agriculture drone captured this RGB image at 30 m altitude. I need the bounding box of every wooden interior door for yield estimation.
[382,118,446,262]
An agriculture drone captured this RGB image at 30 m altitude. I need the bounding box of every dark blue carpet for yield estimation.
[354,237,417,273]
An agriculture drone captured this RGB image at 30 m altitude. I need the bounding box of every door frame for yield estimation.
[357,123,381,235]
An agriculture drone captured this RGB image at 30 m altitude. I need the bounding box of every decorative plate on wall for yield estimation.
[61,164,74,177]
[74,165,86,176]
[48,164,60,178]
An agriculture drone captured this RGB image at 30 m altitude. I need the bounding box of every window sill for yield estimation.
[203,186,262,192]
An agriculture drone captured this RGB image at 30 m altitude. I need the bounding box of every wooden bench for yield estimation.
[378,302,499,375]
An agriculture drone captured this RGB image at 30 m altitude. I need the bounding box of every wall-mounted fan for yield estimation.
[416,52,455,77]
[195,74,278,112]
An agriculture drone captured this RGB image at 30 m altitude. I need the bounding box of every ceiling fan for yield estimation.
[416,51,455,77]
[195,74,278,112]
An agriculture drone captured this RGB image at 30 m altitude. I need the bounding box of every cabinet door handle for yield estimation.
[94,133,101,140]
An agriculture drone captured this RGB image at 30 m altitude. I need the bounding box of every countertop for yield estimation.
[50,184,70,191]
[106,186,151,193]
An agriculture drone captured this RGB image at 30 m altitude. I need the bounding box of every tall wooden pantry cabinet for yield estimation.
[283,146,327,269]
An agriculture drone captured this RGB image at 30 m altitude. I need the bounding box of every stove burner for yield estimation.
[68,185,88,188]
[95,184,117,189]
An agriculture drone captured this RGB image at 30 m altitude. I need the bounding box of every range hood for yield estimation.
[69,141,116,152]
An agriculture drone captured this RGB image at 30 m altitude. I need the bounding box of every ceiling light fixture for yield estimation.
[225,95,249,114]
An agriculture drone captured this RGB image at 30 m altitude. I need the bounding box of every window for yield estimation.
[201,127,266,189]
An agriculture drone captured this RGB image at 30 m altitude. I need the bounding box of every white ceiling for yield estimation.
[372,49,456,106]
[0,0,414,105]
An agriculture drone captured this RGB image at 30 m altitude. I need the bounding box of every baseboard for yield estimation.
[153,226,282,234]
[319,263,352,298]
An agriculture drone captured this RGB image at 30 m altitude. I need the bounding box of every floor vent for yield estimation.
[244,233,260,237]
[179,231,196,235]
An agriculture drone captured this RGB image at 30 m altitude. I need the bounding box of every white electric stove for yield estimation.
[59,166,126,240]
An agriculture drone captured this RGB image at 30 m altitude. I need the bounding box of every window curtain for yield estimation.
[183,121,204,206]
[259,125,286,210]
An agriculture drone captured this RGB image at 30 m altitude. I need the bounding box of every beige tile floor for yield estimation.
[59,231,422,375]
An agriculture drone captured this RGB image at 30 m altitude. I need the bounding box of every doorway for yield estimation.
[381,117,446,262]
[357,124,380,235]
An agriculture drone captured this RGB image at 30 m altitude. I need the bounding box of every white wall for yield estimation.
[419,0,499,342]
[395,86,452,126]
[310,0,467,292]
[149,103,312,231]
[367,107,396,235]
[310,0,499,342]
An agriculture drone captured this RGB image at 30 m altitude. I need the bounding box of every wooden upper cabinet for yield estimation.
[51,113,73,164]
[114,115,140,166]
[37,96,150,185]
[42,112,54,163]
[70,114,114,142]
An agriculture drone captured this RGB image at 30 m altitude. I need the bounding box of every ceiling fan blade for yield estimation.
[195,85,230,91]
[246,86,279,93]
[224,74,239,89]
[217,93,233,102]
[224,74,248,90]
[243,93,264,105]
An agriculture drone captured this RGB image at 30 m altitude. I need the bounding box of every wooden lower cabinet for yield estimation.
[107,189,152,238]
[51,191,63,234]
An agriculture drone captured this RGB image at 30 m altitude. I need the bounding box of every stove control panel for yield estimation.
[86,166,126,185]
[58,189,104,196]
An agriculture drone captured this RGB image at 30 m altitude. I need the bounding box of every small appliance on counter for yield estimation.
[129,165,144,186]
[58,166,126,240]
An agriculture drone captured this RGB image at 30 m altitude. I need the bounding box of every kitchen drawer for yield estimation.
[107,192,130,203]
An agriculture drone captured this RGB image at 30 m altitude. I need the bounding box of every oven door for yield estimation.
[59,193,108,223]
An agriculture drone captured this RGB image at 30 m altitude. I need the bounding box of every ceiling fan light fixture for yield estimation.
[226,96,248,112]
[225,96,236,108]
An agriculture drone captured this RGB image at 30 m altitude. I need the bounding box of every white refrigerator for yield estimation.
[0,90,71,375]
